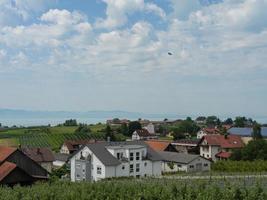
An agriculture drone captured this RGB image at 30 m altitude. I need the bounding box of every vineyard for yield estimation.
[0,125,106,150]
[0,178,267,200]
[212,160,267,172]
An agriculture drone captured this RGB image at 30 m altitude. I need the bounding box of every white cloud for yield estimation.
[95,0,166,29]
[0,0,54,26]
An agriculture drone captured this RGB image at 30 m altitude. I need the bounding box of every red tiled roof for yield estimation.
[22,148,55,163]
[202,135,244,149]
[0,147,16,162]
[203,128,219,134]
[0,161,17,181]
[145,141,171,151]
[216,151,232,159]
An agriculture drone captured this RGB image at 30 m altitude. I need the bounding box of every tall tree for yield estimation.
[105,125,115,141]
[252,123,262,140]
[120,123,128,136]
[224,118,233,125]
[234,117,247,127]
[128,121,142,136]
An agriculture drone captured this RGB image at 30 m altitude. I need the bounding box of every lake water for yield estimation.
[0,116,267,127]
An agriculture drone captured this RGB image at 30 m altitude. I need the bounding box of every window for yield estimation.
[144,162,147,167]
[130,152,134,161]
[204,163,209,167]
[177,164,182,168]
[189,165,194,169]
[136,152,140,160]
[122,165,125,170]
[130,164,134,173]
[97,166,102,175]
[207,154,209,158]
[76,164,81,168]
[117,152,123,159]
[76,174,80,178]
[136,164,140,172]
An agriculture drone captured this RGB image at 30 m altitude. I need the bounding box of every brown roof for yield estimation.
[21,148,55,163]
[135,129,155,137]
[202,135,244,149]
[0,161,17,181]
[203,128,219,134]
[0,146,16,162]
[145,140,171,151]
[64,139,97,152]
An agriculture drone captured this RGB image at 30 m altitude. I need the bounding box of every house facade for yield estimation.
[70,141,162,182]
[171,139,200,154]
[132,129,158,141]
[60,139,97,154]
[0,147,48,185]
[21,147,55,173]
[158,151,211,173]
[199,135,244,161]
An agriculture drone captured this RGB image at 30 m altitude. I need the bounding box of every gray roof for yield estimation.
[228,127,267,137]
[87,143,121,166]
[69,141,162,166]
[87,141,162,166]
[54,153,70,162]
[157,151,207,164]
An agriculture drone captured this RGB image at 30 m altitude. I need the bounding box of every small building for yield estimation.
[199,135,244,161]
[197,128,220,139]
[145,140,177,152]
[195,116,207,125]
[60,139,97,154]
[158,151,211,173]
[106,119,130,126]
[69,141,162,182]
[0,147,48,185]
[53,153,70,168]
[132,129,158,141]
[171,139,200,154]
[21,147,55,173]
[143,123,155,134]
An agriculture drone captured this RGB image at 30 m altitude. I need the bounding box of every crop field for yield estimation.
[0,124,106,151]
[0,178,267,200]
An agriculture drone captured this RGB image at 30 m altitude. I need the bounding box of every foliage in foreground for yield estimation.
[1,178,267,200]
[212,160,267,172]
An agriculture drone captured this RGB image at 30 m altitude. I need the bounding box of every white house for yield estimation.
[143,123,155,134]
[199,135,244,161]
[132,129,158,141]
[70,141,162,182]
[158,151,211,173]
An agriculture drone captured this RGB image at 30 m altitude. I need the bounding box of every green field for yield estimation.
[0,178,267,200]
[0,124,106,151]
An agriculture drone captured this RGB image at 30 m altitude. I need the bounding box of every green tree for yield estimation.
[239,139,267,161]
[120,123,129,136]
[252,123,262,140]
[234,117,247,127]
[224,118,233,125]
[128,121,142,136]
[75,124,91,134]
[63,119,78,126]
[206,116,218,126]
[105,125,115,141]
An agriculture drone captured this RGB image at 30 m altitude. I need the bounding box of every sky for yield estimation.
[0,0,267,117]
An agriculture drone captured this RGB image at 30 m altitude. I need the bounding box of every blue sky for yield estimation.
[0,0,267,117]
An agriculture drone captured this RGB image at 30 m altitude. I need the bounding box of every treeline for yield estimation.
[0,179,266,200]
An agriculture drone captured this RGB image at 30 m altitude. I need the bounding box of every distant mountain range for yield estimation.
[0,108,183,120]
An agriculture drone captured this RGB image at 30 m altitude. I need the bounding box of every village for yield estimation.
[1,116,266,185]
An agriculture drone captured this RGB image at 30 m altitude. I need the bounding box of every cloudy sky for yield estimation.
[0,0,266,117]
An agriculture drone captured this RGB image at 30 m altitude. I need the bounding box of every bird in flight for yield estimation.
[168,52,173,55]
